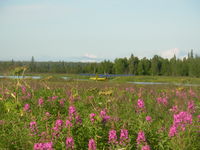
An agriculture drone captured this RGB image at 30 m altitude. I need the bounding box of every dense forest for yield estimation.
[0,50,200,77]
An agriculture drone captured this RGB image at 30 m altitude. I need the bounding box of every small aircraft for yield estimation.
[79,74,135,81]
[89,75,107,81]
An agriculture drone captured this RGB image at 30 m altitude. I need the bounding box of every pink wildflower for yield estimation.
[156,97,168,105]
[169,111,192,137]
[52,120,63,137]
[142,145,151,150]
[168,125,177,137]
[66,137,74,149]
[30,121,38,135]
[55,119,63,127]
[23,104,30,111]
[89,113,96,123]
[136,131,146,145]
[38,98,44,106]
[59,99,65,107]
[119,129,129,145]
[88,139,96,150]
[52,96,58,100]
[187,100,195,113]
[170,105,178,113]
[34,142,53,150]
[108,130,118,144]
[137,99,145,108]
[45,112,50,117]
[75,115,82,125]
[21,86,26,94]
[146,116,152,122]
[27,92,31,98]
[100,110,106,118]
[100,110,110,123]
[173,111,192,126]
[189,89,196,97]
[66,120,73,127]
[69,106,76,118]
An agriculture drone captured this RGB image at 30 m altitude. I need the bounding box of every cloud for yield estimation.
[84,53,97,59]
[160,48,180,59]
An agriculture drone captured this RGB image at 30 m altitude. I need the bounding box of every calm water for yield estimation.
[128,81,200,86]
[0,75,41,79]
[61,76,71,80]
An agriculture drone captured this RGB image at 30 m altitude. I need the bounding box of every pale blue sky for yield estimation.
[0,0,200,61]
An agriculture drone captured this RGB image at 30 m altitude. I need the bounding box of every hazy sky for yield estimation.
[0,0,200,61]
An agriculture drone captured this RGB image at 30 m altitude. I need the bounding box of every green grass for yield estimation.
[112,75,200,84]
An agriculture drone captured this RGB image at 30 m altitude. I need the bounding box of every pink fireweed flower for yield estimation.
[30,121,38,135]
[44,112,51,120]
[170,105,179,113]
[102,116,110,123]
[137,99,145,108]
[136,131,146,145]
[21,86,26,94]
[52,120,63,137]
[88,139,96,150]
[69,106,76,118]
[30,121,37,127]
[69,95,75,102]
[120,129,129,145]
[100,110,107,118]
[55,119,63,127]
[23,104,30,111]
[90,113,96,123]
[38,98,44,106]
[168,125,177,137]
[108,130,118,144]
[52,126,59,137]
[66,120,73,128]
[45,112,50,117]
[59,99,65,107]
[52,96,58,100]
[27,92,31,98]
[75,115,82,125]
[66,137,74,149]
[169,111,193,137]
[34,142,53,150]
[146,116,152,122]
[173,111,192,126]
[142,145,151,150]
[100,110,110,123]
[189,89,196,97]
[187,100,195,113]
[156,97,168,105]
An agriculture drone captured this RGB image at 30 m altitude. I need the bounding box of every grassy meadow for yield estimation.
[0,77,199,150]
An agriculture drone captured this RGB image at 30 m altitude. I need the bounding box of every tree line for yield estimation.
[0,50,200,77]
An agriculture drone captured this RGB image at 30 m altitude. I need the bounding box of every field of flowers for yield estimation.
[0,79,199,150]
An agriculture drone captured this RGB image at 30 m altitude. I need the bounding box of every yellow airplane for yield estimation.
[89,75,107,81]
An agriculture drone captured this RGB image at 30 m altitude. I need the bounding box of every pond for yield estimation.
[0,75,41,79]
[61,76,71,80]
[128,81,200,86]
